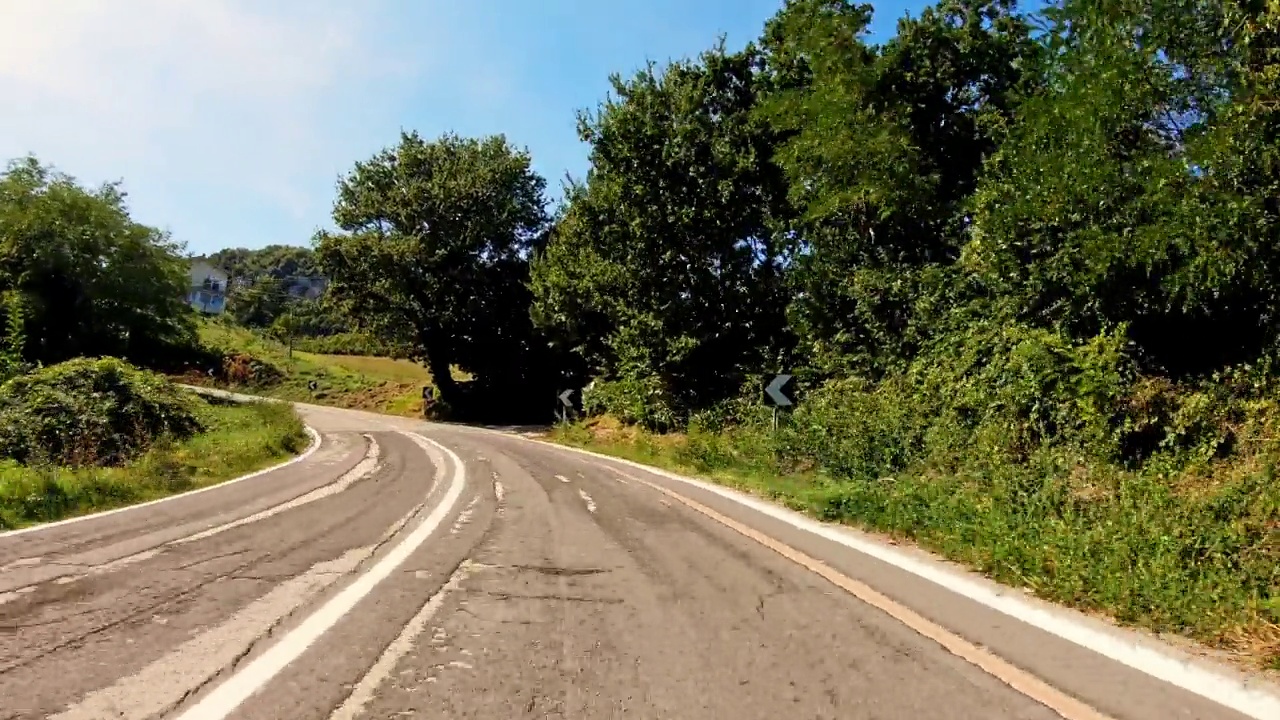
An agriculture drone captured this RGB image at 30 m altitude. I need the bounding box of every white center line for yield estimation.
[555,474,570,483]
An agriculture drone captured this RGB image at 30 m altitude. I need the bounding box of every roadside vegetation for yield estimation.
[0,157,309,529]
[8,0,1278,671]
[0,357,307,530]
[528,0,1280,668]
[187,320,454,417]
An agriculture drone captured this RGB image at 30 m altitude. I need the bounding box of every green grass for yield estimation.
[551,416,1280,670]
[0,398,309,530]
[190,321,463,417]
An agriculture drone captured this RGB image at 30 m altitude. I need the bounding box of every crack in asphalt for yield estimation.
[478,590,625,605]
[0,489,398,674]
[157,487,441,719]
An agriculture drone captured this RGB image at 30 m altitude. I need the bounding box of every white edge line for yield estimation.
[172,432,467,720]
[512,434,1280,720]
[0,425,323,539]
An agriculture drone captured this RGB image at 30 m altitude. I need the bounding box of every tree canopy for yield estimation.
[525,0,1280,433]
[315,131,554,418]
[0,156,195,368]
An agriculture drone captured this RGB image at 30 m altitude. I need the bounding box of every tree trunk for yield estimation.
[423,339,461,409]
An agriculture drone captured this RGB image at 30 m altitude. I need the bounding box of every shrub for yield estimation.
[220,352,285,387]
[0,357,205,466]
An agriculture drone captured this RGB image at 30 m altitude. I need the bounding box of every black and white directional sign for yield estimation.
[764,374,795,408]
[308,380,318,391]
[558,389,574,408]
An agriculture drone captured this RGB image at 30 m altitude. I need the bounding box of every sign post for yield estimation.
[764,373,796,431]
[557,389,574,424]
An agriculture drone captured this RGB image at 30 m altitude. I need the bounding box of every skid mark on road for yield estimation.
[327,560,480,720]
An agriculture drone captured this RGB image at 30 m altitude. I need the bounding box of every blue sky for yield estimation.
[1,1,932,256]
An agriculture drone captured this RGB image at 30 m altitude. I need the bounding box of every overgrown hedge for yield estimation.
[0,357,205,466]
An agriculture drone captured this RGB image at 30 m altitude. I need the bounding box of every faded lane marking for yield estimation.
[50,491,437,720]
[50,548,372,720]
[451,496,480,535]
[327,560,479,720]
[172,432,468,720]
[555,474,570,483]
[493,477,507,516]
[0,426,323,539]
[8,435,383,597]
[0,586,35,606]
[577,489,597,514]
[612,468,1114,720]
[0,556,43,571]
[176,435,382,545]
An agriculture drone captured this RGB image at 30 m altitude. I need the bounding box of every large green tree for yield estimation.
[531,45,795,426]
[758,0,1041,377]
[964,0,1280,376]
[0,156,195,367]
[315,132,550,413]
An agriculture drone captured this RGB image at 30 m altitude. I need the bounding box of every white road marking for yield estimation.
[529,439,1280,720]
[0,426,323,539]
[50,547,372,720]
[13,436,382,595]
[493,479,506,503]
[450,496,480,534]
[577,489,597,514]
[327,561,478,720]
[176,436,381,545]
[172,432,467,720]
[555,474,570,483]
[0,556,43,570]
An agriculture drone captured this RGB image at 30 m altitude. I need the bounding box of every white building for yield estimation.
[187,260,229,315]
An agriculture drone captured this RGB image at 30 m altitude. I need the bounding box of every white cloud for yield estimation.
[0,0,422,247]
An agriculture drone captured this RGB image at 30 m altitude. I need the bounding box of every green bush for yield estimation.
[0,357,205,466]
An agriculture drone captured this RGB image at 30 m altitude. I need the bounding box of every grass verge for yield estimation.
[188,321,452,417]
[551,416,1280,672]
[0,398,309,530]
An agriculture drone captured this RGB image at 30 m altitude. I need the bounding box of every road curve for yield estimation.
[0,399,1275,719]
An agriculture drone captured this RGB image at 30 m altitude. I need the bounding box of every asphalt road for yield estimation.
[1,400,1275,719]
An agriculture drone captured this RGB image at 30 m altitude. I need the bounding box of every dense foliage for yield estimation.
[536,0,1280,660]
[534,0,1280,437]
[0,157,198,369]
[315,131,561,421]
[0,357,205,466]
